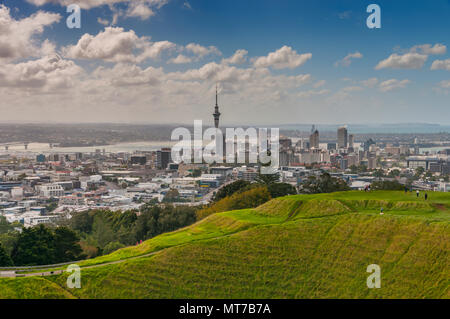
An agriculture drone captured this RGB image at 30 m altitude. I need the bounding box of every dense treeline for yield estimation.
[0,225,83,266]
[0,204,198,266]
[67,204,198,257]
[299,173,350,194]
[370,180,406,191]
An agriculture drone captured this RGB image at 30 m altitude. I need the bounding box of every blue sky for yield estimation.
[1,0,449,125]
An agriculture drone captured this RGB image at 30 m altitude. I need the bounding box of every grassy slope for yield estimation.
[1,191,449,299]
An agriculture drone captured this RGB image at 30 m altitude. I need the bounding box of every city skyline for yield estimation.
[0,0,449,125]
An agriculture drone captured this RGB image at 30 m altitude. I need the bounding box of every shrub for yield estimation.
[197,186,272,219]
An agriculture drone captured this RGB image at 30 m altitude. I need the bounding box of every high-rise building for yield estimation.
[156,148,172,169]
[337,126,348,149]
[368,154,377,170]
[348,134,354,148]
[309,125,319,149]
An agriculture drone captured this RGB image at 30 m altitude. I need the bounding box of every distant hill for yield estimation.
[0,191,448,299]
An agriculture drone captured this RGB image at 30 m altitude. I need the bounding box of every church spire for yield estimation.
[213,84,221,128]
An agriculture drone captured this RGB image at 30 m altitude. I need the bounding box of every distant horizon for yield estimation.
[1,121,450,127]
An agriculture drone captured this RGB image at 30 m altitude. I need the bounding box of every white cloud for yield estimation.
[433,80,450,95]
[378,79,410,92]
[185,43,221,58]
[125,2,155,20]
[342,86,363,92]
[26,0,168,10]
[183,1,192,10]
[168,54,192,64]
[410,43,447,55]
[27,0,168,23]
[63,27,176,63]
[253,46,312,69]
[298,89,329,98]
[312,80,326,88]
[138,40,176,61]
[438,80,450,89]
[0,4,61,63]
[0,54,83,91]
[375,53,428,70]
[361,77,378,88]
[335,51,363,67]
[97,17,110,26]
[431,59,450,71]
[222,49,248,65]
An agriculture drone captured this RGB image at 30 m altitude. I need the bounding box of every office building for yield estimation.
[156,148,172,169]
[337,126,348,149]
[309,125,319,149]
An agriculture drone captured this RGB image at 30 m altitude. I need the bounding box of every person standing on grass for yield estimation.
[416,190,420,198]
[425,193,428,200]
[380,207,384,215]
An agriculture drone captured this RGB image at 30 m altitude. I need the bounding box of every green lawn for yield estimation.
[1,191,449,299]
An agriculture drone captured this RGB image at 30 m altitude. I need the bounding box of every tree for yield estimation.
[54,227,84,262]
[197,186,271,219]
[92,216,115,248]
[103,241,125,255]
[0,216,14,234]
[70,211,94,233]
[373,169,384,178]
[188,169,202,177]
[213,180,251,202]
[267,183,297,198]
[370,180,404,191]
[415,166,425,177]
[300,173,350,194]
[11,225,83,266]
[12,225,56,266]
[0,243,13,267]
[132,205,197,241]
[162,189,180,203]
[388,169,400,178]
[255,173,279,185]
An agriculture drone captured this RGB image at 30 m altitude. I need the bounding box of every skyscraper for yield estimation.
[156,148,171,169]
[309,125,319,149]
[337,126,348,149]
[348,134,354,148]
[213,85,221,128]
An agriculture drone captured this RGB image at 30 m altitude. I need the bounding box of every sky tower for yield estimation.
[213,84,221,128]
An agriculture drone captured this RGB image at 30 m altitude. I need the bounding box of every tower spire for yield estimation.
[213,83,221,128]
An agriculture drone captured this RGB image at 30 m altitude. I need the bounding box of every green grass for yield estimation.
[1,191,449,299]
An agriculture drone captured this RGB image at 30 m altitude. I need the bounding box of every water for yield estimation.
[0,141,176,155]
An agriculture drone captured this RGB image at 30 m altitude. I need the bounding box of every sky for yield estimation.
[0,0,449,126]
